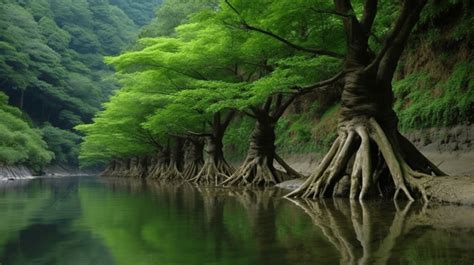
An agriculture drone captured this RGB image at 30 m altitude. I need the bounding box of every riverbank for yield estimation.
[276,126,474,205]
[278,149,474,205]
[0,164,95,181]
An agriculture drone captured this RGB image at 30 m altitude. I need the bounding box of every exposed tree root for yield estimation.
[181,137,204,180]
[286,117,446,201]
[222,154,298,187]
[148,162,169,179]
[182,161,204,180]
[191,160,234,185]
[160,163,183,181]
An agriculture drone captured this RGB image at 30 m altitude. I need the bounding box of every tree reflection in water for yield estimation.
[288,198,425,265]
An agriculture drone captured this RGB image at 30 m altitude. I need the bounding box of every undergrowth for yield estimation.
[394,61,473,131]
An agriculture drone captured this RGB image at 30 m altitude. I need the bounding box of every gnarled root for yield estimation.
[286,117,445,202]
[182,161,204,180]
[191,160,234,185]
[161,163,183,181]
[222,155,297,187]
[148,163,169,179]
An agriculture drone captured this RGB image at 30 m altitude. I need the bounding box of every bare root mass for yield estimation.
[191,160,234,185]
[287,117,445,202]
[148,162,169,179]
[160,163,183,181]
[222,154,297,187]
[182,161,204,180]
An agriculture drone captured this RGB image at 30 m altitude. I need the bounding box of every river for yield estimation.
[0,176,473,265]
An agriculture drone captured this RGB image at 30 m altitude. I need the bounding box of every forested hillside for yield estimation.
[0,0,161,171]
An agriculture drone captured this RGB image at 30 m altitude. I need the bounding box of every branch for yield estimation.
[187,131,213,137]
[263,96,273,113]
[222,110,236,129]
[242,23,345,58]
[296,71,345,91]
[274,153,304,178]
[360,0,378,32]
[242,110,257,119]
[274,94,283,111]
[224,0,344,58]
[372,0,427,81]
[272,93,299,119]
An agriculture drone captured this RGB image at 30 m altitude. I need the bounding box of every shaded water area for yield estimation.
[0,176,473,265]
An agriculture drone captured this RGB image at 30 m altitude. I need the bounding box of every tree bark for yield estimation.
[148,147,171,179]
[192,113,235,184]
[223,113,298,186]
[161,138,185,180]
[182,137,205,180]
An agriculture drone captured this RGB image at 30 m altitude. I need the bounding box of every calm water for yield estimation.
[0,176,473,265]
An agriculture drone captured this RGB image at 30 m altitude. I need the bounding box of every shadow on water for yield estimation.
[1,176,473,265]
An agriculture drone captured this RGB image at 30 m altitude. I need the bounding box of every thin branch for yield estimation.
[296,71,345,91]
[263,96,273,113]
[273,93,299,119]
[365,0,418,71]
[187,131,213,137]
[222,110,236,129]
[361,0,378,32]
[274,93,283,111]
[224,0,344,58]
[372,0,427,80]
[242,110,257,119]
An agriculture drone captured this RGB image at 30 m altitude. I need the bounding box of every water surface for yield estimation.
[0,176,473,265]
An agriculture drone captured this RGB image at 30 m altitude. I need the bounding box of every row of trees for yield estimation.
[80,0,470,201]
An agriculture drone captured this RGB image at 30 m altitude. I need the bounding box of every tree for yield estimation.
[222,0,448,200]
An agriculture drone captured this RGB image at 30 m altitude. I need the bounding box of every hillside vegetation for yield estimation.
[0,0,162,169]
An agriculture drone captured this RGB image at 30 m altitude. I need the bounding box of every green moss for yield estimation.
[275,104,339,155]
[394,61,473,130]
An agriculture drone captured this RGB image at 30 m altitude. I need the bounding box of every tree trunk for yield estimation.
[223,115,296,186]
[182,137,205,180]
[162,138,185,180]
[100,159,117,177]
[149,148,171,179]
[191,132,234,185]
[127,156,149,179]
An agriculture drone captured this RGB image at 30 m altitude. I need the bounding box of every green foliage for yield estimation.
[0,92,53,168]
[276,103,340,155]
[394,62,474,130]
[41,124,82,166]
[0,0,162,167]
[223,117,254,161]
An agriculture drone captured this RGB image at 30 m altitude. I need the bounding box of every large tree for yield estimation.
[225,0,446,200]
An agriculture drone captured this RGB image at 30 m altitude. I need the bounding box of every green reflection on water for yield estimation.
[1,177,473,265]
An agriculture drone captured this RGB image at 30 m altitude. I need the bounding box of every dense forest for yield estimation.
[0,0,162,171]
[1,0,473,200]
